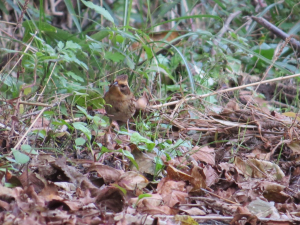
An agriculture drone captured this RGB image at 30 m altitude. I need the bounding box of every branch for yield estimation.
[251,16,300,53]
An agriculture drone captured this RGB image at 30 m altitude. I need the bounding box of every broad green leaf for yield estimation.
[75,137,86,146]
[65,41,81,50]
[72,122,91,141]
[130,132,155,151]
[12,149,30,164]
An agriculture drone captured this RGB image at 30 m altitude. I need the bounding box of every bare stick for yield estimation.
[150,73,300,109]
[251,16,300,53]
[13,108,47,150]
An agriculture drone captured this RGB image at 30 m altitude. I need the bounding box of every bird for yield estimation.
[104,75,136,125]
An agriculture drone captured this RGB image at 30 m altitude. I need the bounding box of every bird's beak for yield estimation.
[113,81,118,86]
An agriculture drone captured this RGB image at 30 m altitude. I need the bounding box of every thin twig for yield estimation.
[150,72,300,109]
[13,108,47,151]
[200,188,240,205]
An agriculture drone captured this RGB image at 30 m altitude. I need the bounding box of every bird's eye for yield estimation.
[120,84,126,88]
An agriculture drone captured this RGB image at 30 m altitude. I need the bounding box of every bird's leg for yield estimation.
[127,119,129,133]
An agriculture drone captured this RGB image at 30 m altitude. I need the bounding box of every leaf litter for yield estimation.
[1,92,300,225]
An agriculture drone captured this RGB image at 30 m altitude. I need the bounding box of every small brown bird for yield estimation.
[104,75,136,124]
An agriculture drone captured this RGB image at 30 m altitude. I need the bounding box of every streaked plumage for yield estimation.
[104,75,136,123]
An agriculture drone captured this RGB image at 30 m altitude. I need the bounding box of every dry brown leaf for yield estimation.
[131,194,163,208]
[260,181,290,203]
[88,163,123,183]
[117,171,149,191]
[190,163,207,190]
[191,146,215,165]
[288,141,300,155]
[234,157,284,180]
[95,186,125,213]
[204,165,219,187]
[166,165,193,182]
[179,207,206,216]
[130,148,156,175]
[157,178,187,207]
[39,183,62,202]
[230,206,258,225]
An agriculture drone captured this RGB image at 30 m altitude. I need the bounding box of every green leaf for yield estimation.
[75,137,86,146]
[143,45,153,59]
[72,122,91,141]
[58,41,64,50]
[65,41,81,50]
[21,145,38,155]
[81,0,114,24]
[112,183,127,195]
[154,156,164,175]
[115,34,124,43]
[121,150,139,170]
[133,193,152,208]
[0,1,8,14]
[76,105,92,119]
[138,193,152,200]
[212,0,226,10]
[93,115,109,127]
[130,132,155,151]
[155,40,195,93]
[12,149,30,164]
[66,72,84,82]
[104,52,125,62]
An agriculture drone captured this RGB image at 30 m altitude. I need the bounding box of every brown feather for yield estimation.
[104,75,136,123]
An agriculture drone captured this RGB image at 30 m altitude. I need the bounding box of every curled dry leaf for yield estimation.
[231,206,258,225]
[260,181,290,203]
[95,186,125,213]
[39,183,62,202]
[166,165,193,182]
[18,170,45,193]
[190,163,207,190]
[88,163,123,183]
[117,171,149,191]
[234,157,284,180]
[133,195,175,215]
[287,141,300,155]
